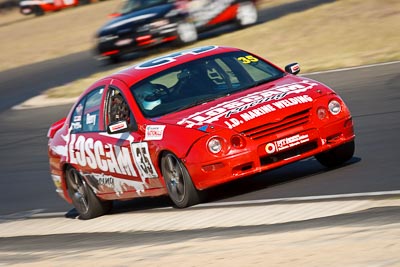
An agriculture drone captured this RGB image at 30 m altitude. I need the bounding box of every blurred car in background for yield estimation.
[95,0,259,63]
[19,0,93,16]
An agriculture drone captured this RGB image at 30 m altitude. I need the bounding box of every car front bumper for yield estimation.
[185,116,355,190]
[96,23,179,59]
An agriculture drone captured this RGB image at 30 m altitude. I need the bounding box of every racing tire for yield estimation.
[315,140,355,168]
[236,1,258,27]
[78,0,91,5]
[176,22,198,45]
[108,54,121,64]
[33,5,44,16]
[65,167,112,219]
[161,152,201,208]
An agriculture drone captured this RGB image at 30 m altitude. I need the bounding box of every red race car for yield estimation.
[47,46,355,219]
[19,0,91,16]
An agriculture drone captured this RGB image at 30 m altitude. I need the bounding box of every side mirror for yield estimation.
[285,63,300,75]
[107,120,131,134]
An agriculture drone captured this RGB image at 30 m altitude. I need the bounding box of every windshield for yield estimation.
[131,51,285,118]
[118,0,172,15]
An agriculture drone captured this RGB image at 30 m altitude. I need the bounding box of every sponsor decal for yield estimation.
[76,103,83,113]
[98,176,114,186]
[71,122,81,130]
[135,46,217,69]
[84,173,146,196]
[86,113,96,126]
[131,142,158,179]
[291,64,300,73]
[145,125,166,141]
[68,135,139,177]
[67,134,158,184]
[272,95,312,109]
[51,174,62,188]
[178,80,318,129]
[265,133,310,154]
[109,121,128,133]
[73,115,81,122]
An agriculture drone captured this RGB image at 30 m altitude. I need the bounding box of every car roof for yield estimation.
[110,46,242,86]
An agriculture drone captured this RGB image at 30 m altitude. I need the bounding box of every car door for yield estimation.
[99,80,164,198]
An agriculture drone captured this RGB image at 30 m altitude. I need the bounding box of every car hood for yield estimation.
[98,4,174,36]
[154,76,333,133]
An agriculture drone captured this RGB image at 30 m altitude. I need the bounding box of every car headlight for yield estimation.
[328,100,341,115]
[207,138,222,154]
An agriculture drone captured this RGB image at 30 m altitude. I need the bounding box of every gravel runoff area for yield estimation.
[0,197,399,266]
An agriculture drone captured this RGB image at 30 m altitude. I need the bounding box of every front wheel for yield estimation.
[65,167,112,219]
[161,153,201,208]
[108,54,121,64]
[33,5,44,16]
[78,0,91,5]
[315,140,355,168]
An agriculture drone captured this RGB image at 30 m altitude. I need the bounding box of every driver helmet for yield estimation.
[136,83,161,110]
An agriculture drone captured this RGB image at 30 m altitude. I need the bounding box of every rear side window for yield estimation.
[70,87,105,133]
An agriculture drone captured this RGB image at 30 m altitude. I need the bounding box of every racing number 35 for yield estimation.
[237,55,259,64]
[131,142,158,179]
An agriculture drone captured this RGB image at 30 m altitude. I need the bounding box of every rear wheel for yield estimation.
[108,54,121,64]
[236,1,258,27]
[161,153,201,208]
[33,5,44,16]
[65,167,112,219]
[78,0,91,5]
[315,140,355,168]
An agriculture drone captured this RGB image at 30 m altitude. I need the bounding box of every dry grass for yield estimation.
[0,0,298,72]
[1,0,399,99]
[0,0,118,71]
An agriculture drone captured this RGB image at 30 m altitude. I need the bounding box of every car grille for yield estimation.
[242,108,311,140]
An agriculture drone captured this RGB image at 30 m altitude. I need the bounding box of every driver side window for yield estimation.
[106,87,133,127]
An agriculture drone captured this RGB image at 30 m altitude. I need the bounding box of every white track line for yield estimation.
[25,190,400,218]
[305,60,400,75]
[196,190,400,208]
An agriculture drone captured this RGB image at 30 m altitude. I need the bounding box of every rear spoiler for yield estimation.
[47,117,66,139]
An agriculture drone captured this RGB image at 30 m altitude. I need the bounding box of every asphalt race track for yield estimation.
[0,60,399,217]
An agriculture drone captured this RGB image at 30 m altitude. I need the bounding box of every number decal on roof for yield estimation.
[135,46,218,69]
